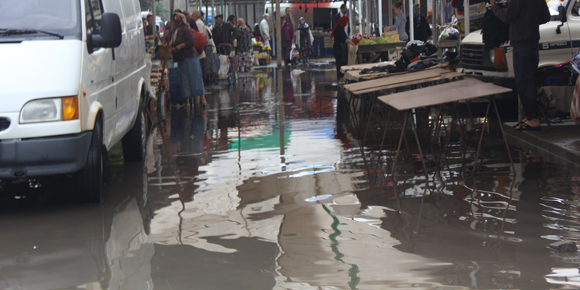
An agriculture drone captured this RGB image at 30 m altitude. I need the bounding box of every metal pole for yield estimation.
[206,1,209,25]
[221,0,224,19]
[358,0,362,34]
[378,0,383,35]
[409,0,414,41]
[464,0,470,35]
[276,0,282,67]
[349,0,353,36]
[432,0,437,46]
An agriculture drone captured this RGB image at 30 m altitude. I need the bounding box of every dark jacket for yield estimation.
[491,0,551,47]
[406,14,432,42]
[173,25,196,59]
[282,23,294,43]
[332,12,350,34]
[212,22,235,45]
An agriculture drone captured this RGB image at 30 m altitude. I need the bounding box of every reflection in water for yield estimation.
[1,67,580,289]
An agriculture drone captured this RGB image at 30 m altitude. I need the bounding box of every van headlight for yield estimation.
[20,96,79,124]
[489,50,496,64]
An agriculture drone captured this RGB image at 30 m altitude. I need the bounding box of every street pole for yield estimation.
[276,0,282,67]
[464,0,470,35]
[358,0,362,34]
[377,0,383,36]
[409,0,414,41]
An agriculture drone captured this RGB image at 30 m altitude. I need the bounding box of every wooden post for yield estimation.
[276,0,282,67]
[432,0,437,47]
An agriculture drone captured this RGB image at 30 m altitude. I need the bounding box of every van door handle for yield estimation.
[112,77,114,82]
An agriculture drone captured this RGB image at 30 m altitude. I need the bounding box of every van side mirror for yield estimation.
[559,5,567,23]
[556,5,567,34]
[91,13,122,49]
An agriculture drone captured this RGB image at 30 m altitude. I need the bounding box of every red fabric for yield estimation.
[190,28,207,55]
[331,16,349,38]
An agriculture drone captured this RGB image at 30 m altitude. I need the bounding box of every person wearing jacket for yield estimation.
[491,0,550,130]
[296,17,313,64]
[212,14,235,54]
[171,11,205,110]
[385,2,409,41]
[331,16,355,83]
[281,16,295,66]
[405,5,432,42]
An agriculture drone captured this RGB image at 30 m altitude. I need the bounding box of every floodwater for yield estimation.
[1,67,580,290]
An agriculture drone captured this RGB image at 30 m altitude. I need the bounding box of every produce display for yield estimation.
[351,33,400,45]
[253,42,263,46]
[263,45,272,51]
[351,34,376,45]
[358,39,377,45]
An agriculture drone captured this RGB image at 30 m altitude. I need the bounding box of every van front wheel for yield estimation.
[122,100,147,162]
[77,121,103,203]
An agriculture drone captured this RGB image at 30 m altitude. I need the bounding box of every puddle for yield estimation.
[1,69,580,289]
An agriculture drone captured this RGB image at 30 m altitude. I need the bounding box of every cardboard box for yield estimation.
[267,56,271,64]
[324,38,334,48]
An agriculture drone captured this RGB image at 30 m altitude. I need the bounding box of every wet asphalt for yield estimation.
[1,66,580,290]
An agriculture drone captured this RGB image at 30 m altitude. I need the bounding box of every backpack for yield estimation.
[190,28,207,55]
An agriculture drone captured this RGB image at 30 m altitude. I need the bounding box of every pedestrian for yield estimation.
[193,10,209,105]
[260,13,271,51]
[281,16,295,66]
[170,10,205,110]
[237,18,253,72]
[212,15,235,54]
[331,16,355,83]
[385,2,409,41]
[284,7,296,28]
[296,17,313,64]
[253,23,263,43]
[490,0,550,130]
[332,4,349,37]
[406,4,432,42]
[183,11,199,32]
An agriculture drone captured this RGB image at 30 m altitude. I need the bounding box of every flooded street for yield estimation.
[2,66,580,290]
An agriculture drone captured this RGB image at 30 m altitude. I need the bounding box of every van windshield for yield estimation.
[0,0,81,39]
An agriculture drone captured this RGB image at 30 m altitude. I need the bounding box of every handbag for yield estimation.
[172,47,186,62]
[290,43,298,61]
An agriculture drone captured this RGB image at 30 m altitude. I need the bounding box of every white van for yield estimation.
[0,0,149,203]
[460,1,580,89]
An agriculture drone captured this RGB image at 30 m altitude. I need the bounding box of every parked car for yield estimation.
[0,0,149,203]
[460,0,579,89]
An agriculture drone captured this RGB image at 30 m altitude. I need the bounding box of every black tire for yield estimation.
[122,99,147,162]
[78,120,103,203]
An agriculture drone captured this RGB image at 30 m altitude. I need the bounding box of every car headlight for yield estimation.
[489,49,496,64]
[20,96,79,124]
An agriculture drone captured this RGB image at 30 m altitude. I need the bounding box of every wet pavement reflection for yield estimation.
[2,67,580,289]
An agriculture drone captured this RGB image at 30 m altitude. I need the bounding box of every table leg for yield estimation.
[492,97,516,174]
[472,98,491,176]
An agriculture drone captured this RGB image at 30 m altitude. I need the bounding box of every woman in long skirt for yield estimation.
[296,17,313,64]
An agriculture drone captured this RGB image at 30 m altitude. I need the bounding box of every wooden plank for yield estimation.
[356,42,407,53]
[345,68,448,92]
[353,72,464,95]
[379,79,512,111]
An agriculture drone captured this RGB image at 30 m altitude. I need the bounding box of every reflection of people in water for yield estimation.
[514,160,553,290]
[171,110,208,202]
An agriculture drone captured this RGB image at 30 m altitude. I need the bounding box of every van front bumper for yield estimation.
[0,132,92,178]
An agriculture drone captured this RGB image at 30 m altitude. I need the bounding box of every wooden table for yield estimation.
[345,68,451,95]
[377,78,515,179]
[356,42,407,64]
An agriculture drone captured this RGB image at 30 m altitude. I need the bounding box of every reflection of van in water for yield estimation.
[0,0,148,203]
[264,1,359,31]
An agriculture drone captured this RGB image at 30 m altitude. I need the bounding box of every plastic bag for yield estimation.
[218,55,230,79]
[439,27,460,41]
[290,43,298,61]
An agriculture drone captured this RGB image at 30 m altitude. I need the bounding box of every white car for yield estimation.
[460,0,580,89]
[0,0,149,202]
